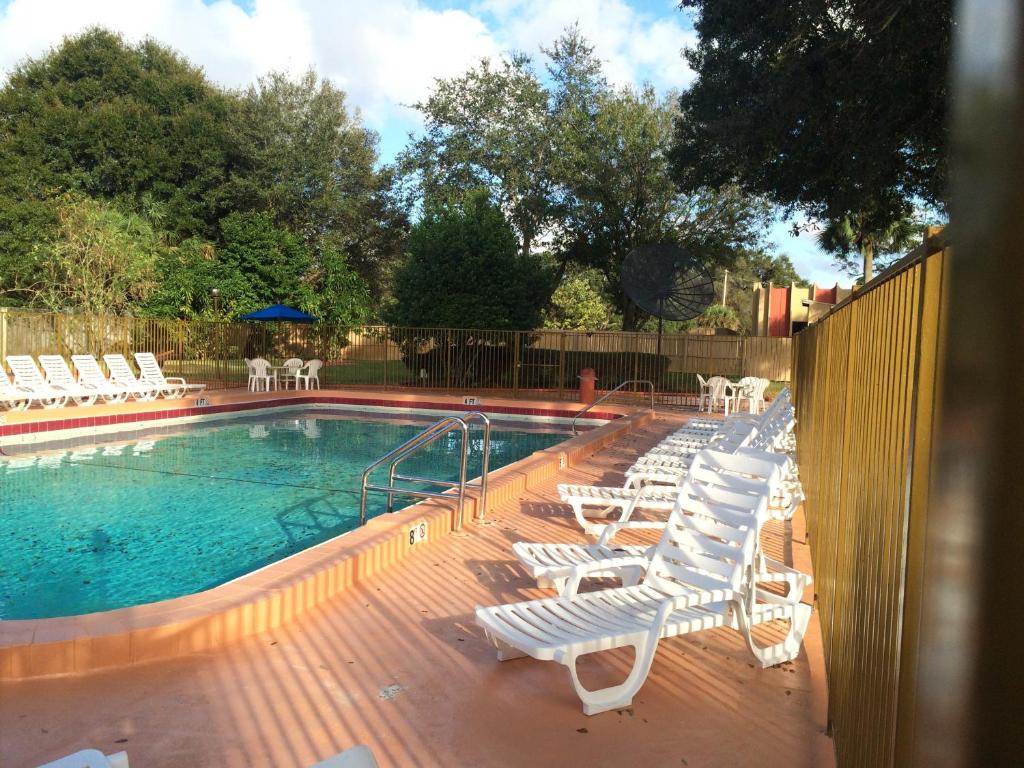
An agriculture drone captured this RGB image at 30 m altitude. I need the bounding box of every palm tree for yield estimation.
[817,213,922,283]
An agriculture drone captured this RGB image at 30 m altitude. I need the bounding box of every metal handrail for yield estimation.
[359,411,492,531]
[571,379,655,434]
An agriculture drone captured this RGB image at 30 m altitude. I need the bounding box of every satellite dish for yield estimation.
[621,243,715,368]
[621,243,715,324]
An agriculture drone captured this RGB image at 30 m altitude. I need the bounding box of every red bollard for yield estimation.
[578,368,597,405]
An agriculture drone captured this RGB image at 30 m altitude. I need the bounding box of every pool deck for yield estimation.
[0,408,834,768]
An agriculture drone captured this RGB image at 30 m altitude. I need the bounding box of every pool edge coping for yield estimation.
[0,405,655,680]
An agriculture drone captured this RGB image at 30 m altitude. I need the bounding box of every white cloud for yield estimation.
[770,218,853,287]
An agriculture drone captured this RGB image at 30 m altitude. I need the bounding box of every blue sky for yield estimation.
[0,0,849,286]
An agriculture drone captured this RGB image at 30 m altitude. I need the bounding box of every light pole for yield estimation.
[211,287,221,315]
[211,287,222,387]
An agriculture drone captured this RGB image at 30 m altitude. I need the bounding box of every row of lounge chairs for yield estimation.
[0,352,205,411]
[474,388,812,715]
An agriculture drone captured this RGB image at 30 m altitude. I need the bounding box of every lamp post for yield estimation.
[211,287,221,315]
[211,287,222,387]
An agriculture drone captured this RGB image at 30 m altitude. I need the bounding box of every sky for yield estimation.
[0,0,850,287]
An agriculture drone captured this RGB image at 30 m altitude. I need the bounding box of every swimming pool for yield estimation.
[0,410,566,620]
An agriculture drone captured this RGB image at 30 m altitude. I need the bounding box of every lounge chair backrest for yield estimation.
[38,355,78,388]
[103,354,139,383]
[133,352,167,382]
[0,366,15,390]
[71,355,110,386]
[643,480,762,595]
[6,356,49,389]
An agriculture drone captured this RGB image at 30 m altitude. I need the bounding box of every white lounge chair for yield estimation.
[0,366,32,410]
[134,352,206,398]
[5,355,71,408]
[37,749,129,768]
[557,450,782,536]
[72,355,158,402]
[475,486,812,715]
[37,355,102,407]
[296,358,323,389]
[103,354,165,400]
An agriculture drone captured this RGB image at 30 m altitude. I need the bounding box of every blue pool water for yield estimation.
[0,410,566,620]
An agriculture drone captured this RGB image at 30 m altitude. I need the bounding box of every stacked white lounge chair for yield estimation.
[0,353,204,410]
[475,389,812,715]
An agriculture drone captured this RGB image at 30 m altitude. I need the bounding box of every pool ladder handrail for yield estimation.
[571,379,655,434]
[359,411,491,532]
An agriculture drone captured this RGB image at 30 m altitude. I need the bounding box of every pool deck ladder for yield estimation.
[358,411,491,532]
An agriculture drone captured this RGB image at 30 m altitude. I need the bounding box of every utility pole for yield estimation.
[722,270,729,306]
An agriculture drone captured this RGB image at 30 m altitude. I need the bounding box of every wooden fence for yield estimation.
[0,310,791,401]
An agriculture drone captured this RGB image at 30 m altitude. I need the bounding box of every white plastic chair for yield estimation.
[736,376,769,414]
[296,358,322,389]
[248,357,273,392]
[476,481,811,715]
[103,354,164,401]
[702,375,735,416]
[71,355,140,403]
[696,373,711,411]
[279,357,304,390]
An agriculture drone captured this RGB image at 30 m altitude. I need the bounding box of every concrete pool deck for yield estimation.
[0,411,833,768]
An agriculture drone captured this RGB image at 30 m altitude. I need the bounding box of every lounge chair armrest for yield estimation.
[562,556,651,598]
[596,521,665,547]
[163,376,187,385]
[757,557,813,602]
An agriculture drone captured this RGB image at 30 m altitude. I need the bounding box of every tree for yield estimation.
[543,267,616,330]
[815,213,923,282]
[398,55,556,257]
[29,195,160,315]
[221,71,404,300]
[385,191,555,330]
[555,84,773,329]
[671,0,952,281]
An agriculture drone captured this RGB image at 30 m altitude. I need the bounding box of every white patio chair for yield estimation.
[476,483,811,715]
[279,357,304,390]
[134,352,206,398]
[248,357,273,392]
[5,355,71,408]
[37,355,102,407]
[0,366,33,410]
[695,373,711,411]
[736,376,769,414]
[37,749,129,768]
[702,375,735,415]
[296,358,322,389]
[72,355,157,402]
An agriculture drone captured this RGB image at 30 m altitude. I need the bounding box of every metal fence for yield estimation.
[0,311,792,400]
[792,229,948,767]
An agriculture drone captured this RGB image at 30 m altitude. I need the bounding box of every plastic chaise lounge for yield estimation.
[475,488,812,715]
[0,367,33,410]
[37,355,106,407]
[134,352,206,399]
[72,355,158,403]
[557,449,784,536]
[37,748,129,768]
[5,355,73,408]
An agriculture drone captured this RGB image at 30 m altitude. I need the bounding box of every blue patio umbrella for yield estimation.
[239,304,318,323]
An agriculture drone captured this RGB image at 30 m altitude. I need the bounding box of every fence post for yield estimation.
[512,331,521,396]
[558,331,566,399]
[0,307,7,365]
